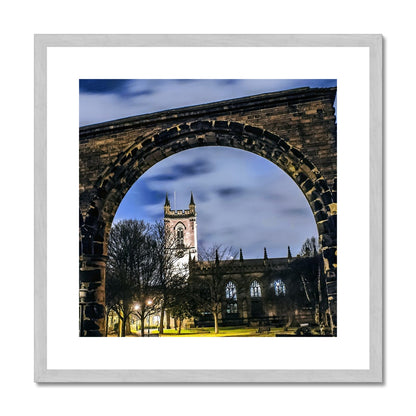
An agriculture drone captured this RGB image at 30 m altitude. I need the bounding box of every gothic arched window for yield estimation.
[250,280,261,297]
[225,281,237,300]
[176,227,184,248]
[274,279,287,296]
[225,281,238,314]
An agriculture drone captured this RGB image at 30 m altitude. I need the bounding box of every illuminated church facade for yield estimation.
[163,193,328,328]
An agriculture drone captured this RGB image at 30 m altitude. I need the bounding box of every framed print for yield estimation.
[34,34,383,382]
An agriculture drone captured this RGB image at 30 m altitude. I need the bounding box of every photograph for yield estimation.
[79,79,338,338]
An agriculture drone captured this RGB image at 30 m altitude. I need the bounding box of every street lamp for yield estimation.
[134,303,140,332]
[147,299,153,337]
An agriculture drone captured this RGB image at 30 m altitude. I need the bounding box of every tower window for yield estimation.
[274,279,287,296]
[250,280,261,298]
[176,227,184,248]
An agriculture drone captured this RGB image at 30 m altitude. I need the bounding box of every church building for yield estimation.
[163,193,329,329]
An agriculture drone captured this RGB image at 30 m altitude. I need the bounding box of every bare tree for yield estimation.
[132,299,158,337]
[106,219,158,337]
[298,236,318,257]
[288,254,327,328]
[191,244,237,334]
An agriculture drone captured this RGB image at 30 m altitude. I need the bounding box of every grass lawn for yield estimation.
[113,326,324,337]
[157,326,306,337]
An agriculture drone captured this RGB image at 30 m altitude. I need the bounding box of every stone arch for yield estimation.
[174,221,186,230]
[79,89,337,336]
[83,121,336,261]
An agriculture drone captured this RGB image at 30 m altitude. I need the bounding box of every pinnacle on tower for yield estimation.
[215,248,219,265]
[239,248,244,262]
[263,247,268,260]
[164,193,170,207]
[188,192,196,215]
[288,245,292,259]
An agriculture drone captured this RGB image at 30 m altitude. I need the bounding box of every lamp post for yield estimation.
[134,303,140,333]
[147,299,153,337]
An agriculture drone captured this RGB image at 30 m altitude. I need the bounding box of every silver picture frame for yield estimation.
[34,34,383,383]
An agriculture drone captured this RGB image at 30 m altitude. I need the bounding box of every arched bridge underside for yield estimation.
[79,87,337,336]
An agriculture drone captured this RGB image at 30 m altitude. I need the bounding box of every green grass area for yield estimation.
[157,326,303,337]
[111,325,324,337]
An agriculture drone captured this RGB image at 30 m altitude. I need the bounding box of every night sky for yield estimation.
[80,79,336,258]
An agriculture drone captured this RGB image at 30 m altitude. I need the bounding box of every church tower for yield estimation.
[164,192,198,272]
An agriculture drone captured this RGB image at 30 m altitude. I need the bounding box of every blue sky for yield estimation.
[80,79,336,258]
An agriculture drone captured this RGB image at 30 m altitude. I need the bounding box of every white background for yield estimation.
[0,1,412,415]
[47,46,369,370]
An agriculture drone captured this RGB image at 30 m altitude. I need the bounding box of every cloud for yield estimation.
[218,79,241,86]
[149,173,178,182]
[280,207,311,217]
[172,159,213,177]
[146,158,213,183]
[120,88,155,99]
[114,177,165,220]
[173,79,196,84]
[79,79,131,94]
[216,187,245,197]
[79,79,336,126]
